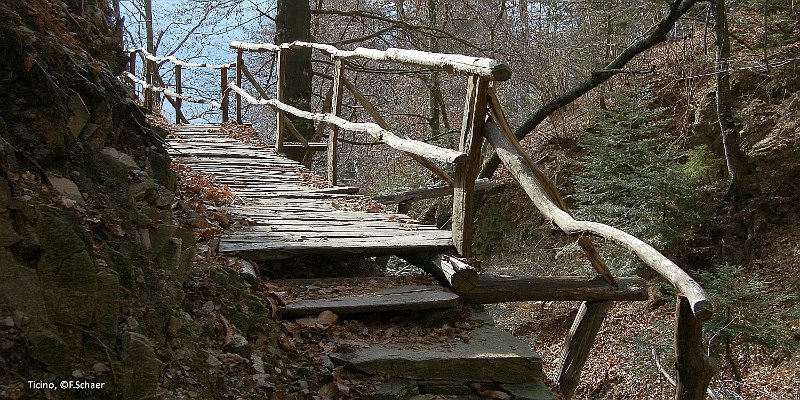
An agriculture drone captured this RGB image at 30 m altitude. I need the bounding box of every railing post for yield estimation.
[128,50,137,99]
[144,58,154,111]
[452,76,488,258]
[174,64,182,124]
[675,296,718,400]
[236,48,243,124]
[220,66,229,123]
[327,59,344,186]
[275,47,287,153]
[556,301,612,399]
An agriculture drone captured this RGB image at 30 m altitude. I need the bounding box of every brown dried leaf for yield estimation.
[317,383,337,400]
[296,310,339,330]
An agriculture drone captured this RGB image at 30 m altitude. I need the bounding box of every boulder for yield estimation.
[47,174,85,204]
[119,332,165,400]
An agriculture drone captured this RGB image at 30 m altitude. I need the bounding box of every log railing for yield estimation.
[123,41,716,400]
[125,48,235,124]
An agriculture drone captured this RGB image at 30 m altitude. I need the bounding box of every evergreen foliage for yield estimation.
[699,264,799,359]
[570,87,723,273]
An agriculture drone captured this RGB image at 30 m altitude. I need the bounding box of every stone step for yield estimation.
[330,314,553,399]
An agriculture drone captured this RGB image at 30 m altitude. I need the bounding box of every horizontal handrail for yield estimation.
[483,120,712,320]
[230,40,511,81]
[128,48,236,69]
[124,72,223,108]
[228,83,466,165]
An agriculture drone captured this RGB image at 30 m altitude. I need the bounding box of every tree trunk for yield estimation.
[276,0,313,162]
[713,0,748,205]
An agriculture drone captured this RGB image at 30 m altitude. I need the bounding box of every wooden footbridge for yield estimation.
[126,41,717,399]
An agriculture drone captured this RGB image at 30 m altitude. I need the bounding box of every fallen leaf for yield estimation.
[296,310,339,330]
[317,383,337,400]
[278,334,296,352]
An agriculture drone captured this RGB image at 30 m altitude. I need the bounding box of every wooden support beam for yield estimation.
[240,62,269,100]
[397,200,412,215]
[275,48,287,152]
[459,276,648,304]
[279,112,310,147]
[482,120,713,320]
[144,59,153,110]
[486,87,615,286]
[374,178,496,204]
[236,48,243,124]
[675,296,718,400]
[328,59,344,185]
[151,70,188,124]
[174,64,182,124]
[220,66,229,122]
[452,76,488,258]
[302,88,334,167]
[399,253,478,293]
[128,51,137,99]
[341,76,455,187]
[557,301,612,399]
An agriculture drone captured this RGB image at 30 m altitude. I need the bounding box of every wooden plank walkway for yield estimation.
[167,124,454,261]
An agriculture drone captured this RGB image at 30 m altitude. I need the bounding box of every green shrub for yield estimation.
[569,87,724,274]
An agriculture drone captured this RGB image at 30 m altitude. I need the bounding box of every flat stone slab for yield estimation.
[331,324,543,383]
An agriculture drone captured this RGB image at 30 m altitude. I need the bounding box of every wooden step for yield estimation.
[280,285,458,317]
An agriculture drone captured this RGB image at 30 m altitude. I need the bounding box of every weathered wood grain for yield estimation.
[168,125,455,261]
[280,285,459,317]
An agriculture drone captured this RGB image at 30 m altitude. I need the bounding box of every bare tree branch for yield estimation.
[311,9,486,53]
[479,0,704,180]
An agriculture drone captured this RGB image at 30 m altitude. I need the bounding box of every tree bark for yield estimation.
[713,0,748,204]
[675,296,718,400]
[557,301,612,399]
[276,0,313,162]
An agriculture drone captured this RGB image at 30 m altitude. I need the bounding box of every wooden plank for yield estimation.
[557,301,611,399]
[283,142,328,151]
[280,285,459,317]
[459,276,648,304]
[221,235,453,249]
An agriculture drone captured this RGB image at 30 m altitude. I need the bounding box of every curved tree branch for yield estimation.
[478,0,703,180]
